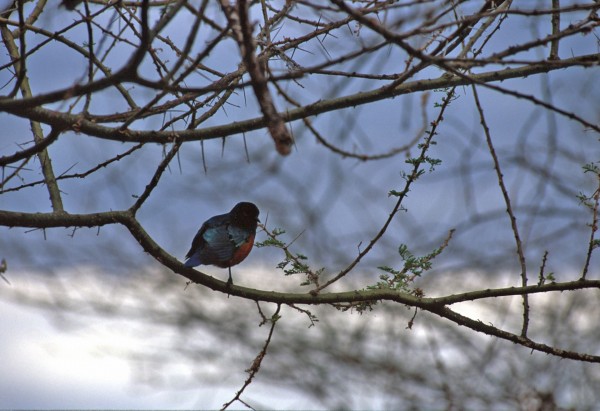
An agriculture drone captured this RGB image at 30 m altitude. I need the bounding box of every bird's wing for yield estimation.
[227,225,252,248]
[185,213,254,266]
[199,223,238,262]
[185,213,228,260]
[197,223,253,265]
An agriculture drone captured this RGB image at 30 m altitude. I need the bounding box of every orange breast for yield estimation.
[227,233,255,266]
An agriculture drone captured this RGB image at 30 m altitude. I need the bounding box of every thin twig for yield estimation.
[313,87,456,293]
[538,251,549,286]
[0,127,63,167]
[221,304,282,410]
[471,84,529,337]
[130,141,182,214]
[581,174,600,280]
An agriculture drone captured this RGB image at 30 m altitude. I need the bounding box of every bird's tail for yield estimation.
[184,253,202,268]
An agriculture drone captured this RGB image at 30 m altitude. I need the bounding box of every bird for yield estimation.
[184,202,260,285]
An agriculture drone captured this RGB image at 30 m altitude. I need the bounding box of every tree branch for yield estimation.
[219,0,293,155]
[3,54,597,144]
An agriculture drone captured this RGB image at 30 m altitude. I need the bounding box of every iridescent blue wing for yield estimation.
[184,213,230,266]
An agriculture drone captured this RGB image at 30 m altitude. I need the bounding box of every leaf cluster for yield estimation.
[255,228,324,287]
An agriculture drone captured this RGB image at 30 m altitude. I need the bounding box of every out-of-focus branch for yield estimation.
[550,0,560,59]
[221,304,281,410]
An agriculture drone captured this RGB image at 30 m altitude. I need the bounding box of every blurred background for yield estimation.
[1,0,599,409]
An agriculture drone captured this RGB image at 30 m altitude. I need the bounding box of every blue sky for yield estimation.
[1,1,599,408]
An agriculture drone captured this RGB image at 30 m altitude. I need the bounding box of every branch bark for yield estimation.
[2,54,597,145]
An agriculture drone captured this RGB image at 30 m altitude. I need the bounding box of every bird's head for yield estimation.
[230,202,260,227]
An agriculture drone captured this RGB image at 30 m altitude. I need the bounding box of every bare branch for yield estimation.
[471,84,529,336]
[221,304,282,410]
[220,0,293,155]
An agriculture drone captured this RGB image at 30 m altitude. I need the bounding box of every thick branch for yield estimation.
[220,0,293,155]
[431,304,600,362]
[3,209,598,307]
[2,208,599,362]
[3,54,597,144]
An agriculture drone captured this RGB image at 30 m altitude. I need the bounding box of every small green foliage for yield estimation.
[257,227,323,287]
[582,162,599,175]
[577,192,589,206]
[546,272,556,283]
[433,88,459,106]
[370,231,454,295]
[370,264,413,294]
[255,228,286,248]
[417,140,437,149]
[404,156,442,173]
[577,162,600,280]
[404,157,420,167]
[424,156,442,171]
[398,243,434,277]
[277,254,307,276]
[576,162,600,209]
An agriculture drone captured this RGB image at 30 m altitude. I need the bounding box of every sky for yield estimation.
[1,1,599,409]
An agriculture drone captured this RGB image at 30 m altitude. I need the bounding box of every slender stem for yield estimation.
[1,24,64,212]
[221,304,282,410]
[314,87,456,292]
[581,174,600,280]
[471,84,529,337]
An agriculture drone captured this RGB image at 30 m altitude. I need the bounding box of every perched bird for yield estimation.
[184,202,260,285]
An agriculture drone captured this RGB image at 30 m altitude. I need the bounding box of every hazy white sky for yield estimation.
[1,1,598,408]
